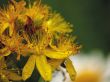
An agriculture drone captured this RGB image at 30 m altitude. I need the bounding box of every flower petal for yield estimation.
[9,24,14,36]
[65,58,76,81]
[0,47,11,56]
[0,23,9,35]
[35,55,52,81]
[22,55,36,80]
[44,49,72,59]
[48,59,64,70]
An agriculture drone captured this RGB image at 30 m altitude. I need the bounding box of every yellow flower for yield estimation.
[22,55,52,81]
[0,0,80,81]
[46,35,79,59]
[0,34,26,60]
[24,1,49,23]
[21,16,79,81]
[22,30,52,81]
[0,0,25,36]
[43,13,72,34]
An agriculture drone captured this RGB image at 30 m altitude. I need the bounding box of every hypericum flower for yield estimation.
[43,13,72,34]
[24,1,49,23]
[0,0,80,81]
[0,0,25,36]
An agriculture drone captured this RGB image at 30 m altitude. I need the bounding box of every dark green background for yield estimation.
[0,0,110,53]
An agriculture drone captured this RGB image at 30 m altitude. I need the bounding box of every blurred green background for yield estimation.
[0,0,110,54]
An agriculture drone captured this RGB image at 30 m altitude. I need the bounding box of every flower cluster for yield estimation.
[0,0,80,81]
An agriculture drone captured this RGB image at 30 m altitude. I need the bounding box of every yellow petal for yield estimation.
[0,23,9,35]
[0,47,11,56]
[3,50,11,56]
[35,55,52,81]
[48,59,64,70]
[22,55,36,80]
[44,49,72,59]
[65,58,76,81]
[0,47,8,53]
[9,24,14,36]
